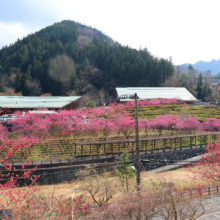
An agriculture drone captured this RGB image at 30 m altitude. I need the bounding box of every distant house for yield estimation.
[115,87,197,103]
[0,96,82,114]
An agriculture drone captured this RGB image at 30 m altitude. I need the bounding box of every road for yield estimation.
[199,212,220,220]
[151,194,220,220]
[197,195,220,220]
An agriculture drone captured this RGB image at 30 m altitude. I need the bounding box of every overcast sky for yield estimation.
[0,0,219,65]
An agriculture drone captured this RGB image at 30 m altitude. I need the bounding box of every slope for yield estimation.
[0,20,174,96]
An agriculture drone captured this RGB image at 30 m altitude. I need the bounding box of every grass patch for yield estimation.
[127,105,220,121]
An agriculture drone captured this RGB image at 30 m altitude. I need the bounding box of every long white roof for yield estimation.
[0,96,81,108]
[116,87,197,102]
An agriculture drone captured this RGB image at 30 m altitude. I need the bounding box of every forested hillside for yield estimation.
[0,20,174,96]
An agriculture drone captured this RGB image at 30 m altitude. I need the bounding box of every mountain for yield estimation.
[0,20,174,96]
[178,59,220,75]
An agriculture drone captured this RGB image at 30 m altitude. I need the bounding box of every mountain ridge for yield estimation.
[177,59,220,75]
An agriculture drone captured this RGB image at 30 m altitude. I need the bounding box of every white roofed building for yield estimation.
[0,96,81,114]
[115,87,197,103]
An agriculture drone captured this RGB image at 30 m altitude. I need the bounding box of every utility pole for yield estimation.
[134,93,140,191]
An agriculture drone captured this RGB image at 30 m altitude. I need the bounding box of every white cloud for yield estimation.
[0,22,32,48]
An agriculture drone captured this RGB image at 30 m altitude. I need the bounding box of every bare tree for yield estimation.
[81,172,117,207]
[81,93,92,107]
[174,65,184,79]
[75,65,104,98]
[7,74,17,87]
[163,76,182,87]
[25,79,42,96]
[86,179,208,220]
[4,88,22,96]
[153,182,207,220]
[68,90,77,96]
[99,88,106,105]
[87,192,157,220]
[77,35,91,48]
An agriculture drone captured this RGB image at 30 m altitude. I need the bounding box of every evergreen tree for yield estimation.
[203,83,213,100]
[0,83,4,92]
[188,64,194,75]
[197,73,203,100]
[116,150,135,193]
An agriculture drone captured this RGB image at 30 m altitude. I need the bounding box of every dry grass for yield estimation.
[32,168,213,203]
[142,169,213,188]
[1,167,214,212]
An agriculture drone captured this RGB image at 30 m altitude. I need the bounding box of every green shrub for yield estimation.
[86,100,96,108]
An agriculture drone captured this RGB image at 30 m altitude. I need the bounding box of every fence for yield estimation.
[183,185,220,198]
[4,132,219,162]
[75,132,217,156]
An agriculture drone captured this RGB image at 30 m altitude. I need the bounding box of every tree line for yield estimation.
[165,64,214,101]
